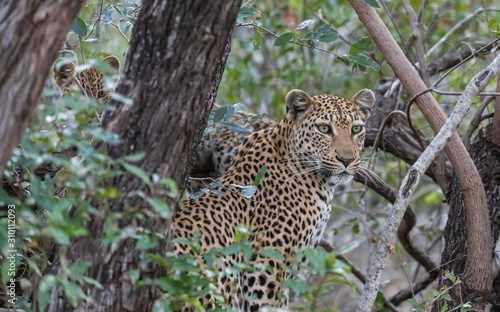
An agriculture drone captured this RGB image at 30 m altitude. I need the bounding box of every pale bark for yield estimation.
[347,0,492,299]
[356,54,500,312]
[0,0,84,179]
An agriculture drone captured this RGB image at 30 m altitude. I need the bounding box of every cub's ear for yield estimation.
[286,89,313,120]
[352,89,375,121]
[53,59,75,92]
[103,55,121,71]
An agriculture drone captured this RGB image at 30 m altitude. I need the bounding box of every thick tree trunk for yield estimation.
[0,1,84,180]
[46,1,242,311]
[437,126,500,310]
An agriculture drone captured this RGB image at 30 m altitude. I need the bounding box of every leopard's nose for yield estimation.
[336,155,355,167]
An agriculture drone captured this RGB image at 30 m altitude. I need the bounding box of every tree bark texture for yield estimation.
[347,0,492,296]
[46,1,242,311]
[0,0,84,180]
[438,126,500,310]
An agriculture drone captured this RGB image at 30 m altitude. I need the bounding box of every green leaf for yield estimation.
[101,9,112,23]
[405,262,412,277]
[129,269,140,284]
[121,152,146,162]
[441,302,448,312]
[442,293,452,301]
[210,189,226,197]
[305,248,326,276]
[351,224,359,234]
[62,280,86,307]
[319,31,338,42]
[68,261,92,275]
[218,121,252,134]
[443,271,456,283]
[237,7,257,23]
[239,7,257,15]
[296,19,316,30]
[224,106,235,121]
[147,198,170,218]
[253,164,267,186]
[136,233,159,250]
[122,163,152,187]
[109,92,133,105]
[51,227,70,245]
[282,279,312,294]
[350,54,380,71]
[274,32,294,46]
[259,248,285,261]
[429,289,440,297]
[160,178,179,198]
[213,106,229,124]
[221,242,253,259]
[113,5,123,16]
[315,24,333,38]
[349,37,372,55]
[364,0,381,8]
[39,275,56,311]
[253,33,263,51]
[70,17,87,37]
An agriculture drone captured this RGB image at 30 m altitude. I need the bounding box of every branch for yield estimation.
[402,0,430,86]
[109,22,130,43]
[463,95,495,149]
[355,53,500,312]
[236,22,340,57]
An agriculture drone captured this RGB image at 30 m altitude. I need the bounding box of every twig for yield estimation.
[110,22,130,43]
[463,95,495,149]
[426,8,500,57]
[402,0,430,86]
[236,22,340,57]
[356,52,500,312]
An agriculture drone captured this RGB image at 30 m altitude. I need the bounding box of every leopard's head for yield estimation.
[53,56,120,102]
[284,88,375,184]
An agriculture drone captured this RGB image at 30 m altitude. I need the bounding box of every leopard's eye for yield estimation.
[352,125,363,134]
[97,90,106,98]
[317,125,331,134]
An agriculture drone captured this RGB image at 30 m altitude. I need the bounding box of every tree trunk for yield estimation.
[46,1,242,311]
[0,0,84,180]
[437,126,500,310]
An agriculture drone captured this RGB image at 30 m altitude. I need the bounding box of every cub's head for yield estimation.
[285,89,375,184]
[53,56,120,102]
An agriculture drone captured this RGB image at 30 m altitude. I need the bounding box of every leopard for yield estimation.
[53,55,121,102]
[191,105,276,191]
[174,88,375,311]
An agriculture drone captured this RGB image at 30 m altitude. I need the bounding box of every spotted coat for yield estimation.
[175,89,375,312]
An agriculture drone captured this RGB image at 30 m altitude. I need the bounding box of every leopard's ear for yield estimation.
[286,89,313,120]
[103,55,120,71]
[352,89,375,121]
[53,59,75,94]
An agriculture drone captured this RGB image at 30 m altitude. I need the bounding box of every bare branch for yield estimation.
[402,0,430,86]
[109,22,130,43]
